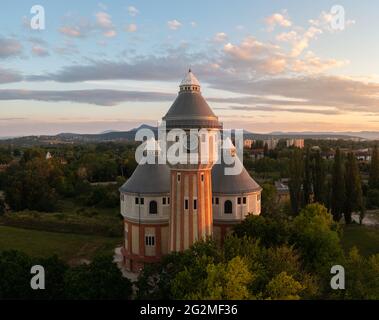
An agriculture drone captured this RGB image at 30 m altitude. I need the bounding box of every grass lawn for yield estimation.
[342,224,379,256]
[0,225,122,265]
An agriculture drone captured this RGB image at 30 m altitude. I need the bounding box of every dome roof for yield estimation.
[119,162,170,195]
[162,70,221,129]
[212,140,261,194]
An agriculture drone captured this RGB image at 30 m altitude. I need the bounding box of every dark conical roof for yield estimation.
[162,70,221,129]
[119,162,170,194]
[212,156,261,194]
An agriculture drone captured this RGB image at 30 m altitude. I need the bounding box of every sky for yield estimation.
[0,0,379,136]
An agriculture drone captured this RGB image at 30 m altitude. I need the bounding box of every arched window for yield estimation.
[149,200,158,214]
[224,200,232,214]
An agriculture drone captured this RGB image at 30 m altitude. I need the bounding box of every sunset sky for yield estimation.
[0,0,379,136]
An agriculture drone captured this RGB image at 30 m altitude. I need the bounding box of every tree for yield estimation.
[0,250,33,299]
[233,214,291,247]
[4,158,62,212]
[173,256,254,300]
[288,149,304,215]
[342,247,379,299]
[312,151,326,204]
[344,153,364,224]
[64,255,133,299]
[369,145,379,189]
[331,148,345,221]
[265,272,303,300]
[291,204,344,274]
[303,148,312,206]
[261,183,278,216]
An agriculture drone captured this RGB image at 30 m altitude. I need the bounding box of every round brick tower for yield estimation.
[162,69,222,252]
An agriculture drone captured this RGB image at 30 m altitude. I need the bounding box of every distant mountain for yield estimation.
[269,131,378,140]
[1,125,377,146]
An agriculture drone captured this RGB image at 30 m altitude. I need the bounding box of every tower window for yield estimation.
[177,173,181,182]
[238,197,241,205]
[185,199,189,210]
[215,197,219,205]
[149,200,158,214]
[201,173,204,182]
[224,200,232,214]
[145,235,155,246]
[135,197,139,205]
[168,197,170,204]
[243,197,247,204]
[194,199,197,210]
[162,197,166,205]
[140,198,144,205]
[212,197,214,204]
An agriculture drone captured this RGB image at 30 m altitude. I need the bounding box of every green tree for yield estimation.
[343,247,379,299]
[265,272,303,300]
[261,183,278,216]
[291,204,344,275]
[288,149,304,215]
[331,148,345,221]
[369,145,379,189]
[303,148,312,206]
[344,153,364,224]
[174,256,254,300]
[312,151,326,204]
[0,250,33,299]
[64,255,133,300]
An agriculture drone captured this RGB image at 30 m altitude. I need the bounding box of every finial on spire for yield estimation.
[179,68,201,89]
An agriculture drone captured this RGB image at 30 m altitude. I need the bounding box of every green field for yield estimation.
[0,225,122,265]
[342,224,379,256]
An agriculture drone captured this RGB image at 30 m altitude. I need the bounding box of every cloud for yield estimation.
[126,24,137,33]
[31,45,49,57]
[95,11,116,37]
[226,105,343,115]
[213,32,228,43]
[0,89,174,106]
[224,36,273,61]
[309,10,355,32]
[291,26,322,57]
[0,67,23,83]
[103,30,117,37]
[59,26,86,38]
[95,12,113,29]
[128,6,139,17]
[167,20,182,30]
[276,30,298,42]
[0,37,22,58]
[190,22,197,27]
[265,12,292,31]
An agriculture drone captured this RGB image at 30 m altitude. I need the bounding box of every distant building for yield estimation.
[250,148,265,161]
[275,180,290,203]
[354,149,371,162]
[263,138,279,150]
[286,139,304,149]
[244,139,254,149]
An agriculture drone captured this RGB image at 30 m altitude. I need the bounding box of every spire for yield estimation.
[179,69,200,92]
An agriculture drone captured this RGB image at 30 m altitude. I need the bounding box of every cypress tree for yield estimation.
[312,150,326,204]
[289,148,304,215]
[345,153,363,224]
[331,148,345,221]
[369,145,379,189]
[303,147,312,206]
